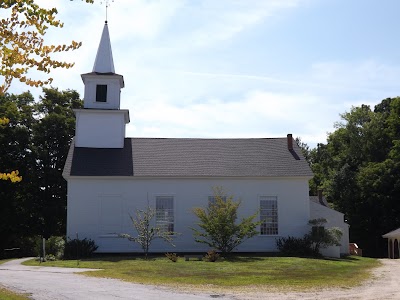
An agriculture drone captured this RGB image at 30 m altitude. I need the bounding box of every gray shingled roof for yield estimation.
[63,137,313,178]
[309,196,329,207]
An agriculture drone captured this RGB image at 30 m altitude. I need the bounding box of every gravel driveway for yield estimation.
[1,258,400,300]
[0,258,234,300]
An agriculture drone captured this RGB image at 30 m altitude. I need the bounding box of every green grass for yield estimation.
[0,287,30,300]
[0,259,12,265]
[23,255,379,292]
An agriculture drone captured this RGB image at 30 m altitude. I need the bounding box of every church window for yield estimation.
[156,196,174,233]
[260,196,278,235]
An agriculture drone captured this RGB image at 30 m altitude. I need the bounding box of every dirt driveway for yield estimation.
[1,258,400,300]
[242,259,400,300]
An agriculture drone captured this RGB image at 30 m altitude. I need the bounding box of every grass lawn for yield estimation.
[0,287,30,300]
[0,259,12,265]
[23,255,380,292]
[0,259,30,300]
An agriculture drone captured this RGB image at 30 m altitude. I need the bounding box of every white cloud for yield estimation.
[128,89,334,145]
[4,0,399,150]
[155,0,306,49]
[310,60,400,94]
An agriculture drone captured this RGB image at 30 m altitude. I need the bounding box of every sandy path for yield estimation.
[1,258,400,300]
[238,259,400,300]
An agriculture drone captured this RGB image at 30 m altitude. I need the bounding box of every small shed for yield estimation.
[382,228,400,259]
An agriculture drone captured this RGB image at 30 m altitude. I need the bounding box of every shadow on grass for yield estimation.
[322,255,364,262]
[67,254,154,263]
[223,255,264,263]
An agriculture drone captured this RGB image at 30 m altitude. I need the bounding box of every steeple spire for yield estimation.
[92,22,115,73]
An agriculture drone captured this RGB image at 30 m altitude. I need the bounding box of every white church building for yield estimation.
[63,22,349,257]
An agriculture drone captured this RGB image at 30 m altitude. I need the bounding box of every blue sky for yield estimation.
[7,0,400,147]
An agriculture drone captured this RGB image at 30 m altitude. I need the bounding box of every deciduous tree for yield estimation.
[119,206,177,258]
[0,0,93,94]
[0,88,82,257]
[310,98,400,257]
[192,186,259,254]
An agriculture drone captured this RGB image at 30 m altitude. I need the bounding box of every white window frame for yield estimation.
[259,195,278,236]
[155,195,174,234]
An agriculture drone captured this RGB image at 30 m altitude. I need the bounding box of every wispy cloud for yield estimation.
[5,0,400,149]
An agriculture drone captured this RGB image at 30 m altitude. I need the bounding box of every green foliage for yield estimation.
[204,250,220,262]
[307,218,342,255]
[1,235,39,258]
[276,219,342,257]
[0,0,93,94]
[45,236,65,259]
[45,254,56,261]
[63,238,98,260]
[0,286,30,300]
[308,97,400,257]
[119,206,178,258]
[192,186,259,253]
[0,88,82,257]
[165,252,178,262]
[276,236,316,257]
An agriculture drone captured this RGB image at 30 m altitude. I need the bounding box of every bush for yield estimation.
[165,252,178,262]
[34,236,65,259]
[204,250,220,262]
[276,236,317,257]
[63,238,98,259]
[1,235,41,259]
[45,236,65,259]
[46,254,56,261]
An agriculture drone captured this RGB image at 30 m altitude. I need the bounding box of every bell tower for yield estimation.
[74,22,130,149]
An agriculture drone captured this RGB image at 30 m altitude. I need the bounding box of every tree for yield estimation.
[307,218,342,255]
[32,88,82,238]
[119,206,177,258]
[0,88,82,257]
[0,0,93,94]
[0,117,22,182]
[192,186,259,254]
[0,0,92,182]
[309,98,400,257]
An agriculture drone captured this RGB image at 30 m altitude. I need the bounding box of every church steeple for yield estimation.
[80,21,124,110]
[92,22,115,73]
[74,22,130,149]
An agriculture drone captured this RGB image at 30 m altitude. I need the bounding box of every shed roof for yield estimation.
[64,137,313,178]
[382,228,400,239]
[309,196,329,207]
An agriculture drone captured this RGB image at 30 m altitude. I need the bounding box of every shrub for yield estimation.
[307,218,342,255]
[46,236,65,259]
[46,254,56,261]
[34,236,65,260]
[165,252,178,262]
[276,219,343,257]
[63,238,98,259]
[204,250,220,262]
[276,236,317,257]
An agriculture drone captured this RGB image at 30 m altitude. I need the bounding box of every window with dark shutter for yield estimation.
[96,85,107,102]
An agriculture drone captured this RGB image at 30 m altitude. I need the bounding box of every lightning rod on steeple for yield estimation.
[100,0,115,23]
